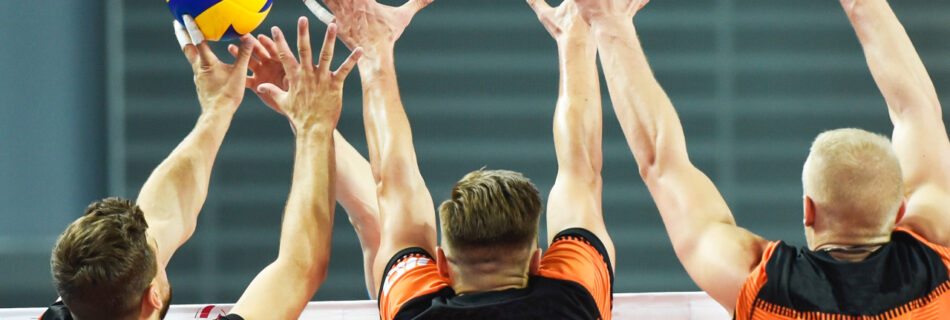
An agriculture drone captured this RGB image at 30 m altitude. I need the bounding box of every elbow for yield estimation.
[277,255,330,291]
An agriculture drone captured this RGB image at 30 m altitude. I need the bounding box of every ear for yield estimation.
[139,283,162,318]
[529,248,542,275]
[803,195,816,227]
[895,198,907,224]
[436,247,450,279]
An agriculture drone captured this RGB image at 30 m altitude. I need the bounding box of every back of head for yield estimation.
[438,169,542,265]
[51,198,157,320]
[802,128,903,238]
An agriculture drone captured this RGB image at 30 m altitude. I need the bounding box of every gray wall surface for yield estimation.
[0,1,106,307]
[3,0,950,308]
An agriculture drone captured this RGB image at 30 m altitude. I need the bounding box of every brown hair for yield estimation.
[51,197,157,319]
[438,169,542,260]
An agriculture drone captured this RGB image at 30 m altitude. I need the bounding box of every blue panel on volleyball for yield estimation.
[167,0,221,22]
[259,0,273,12]
[220,25,241,41]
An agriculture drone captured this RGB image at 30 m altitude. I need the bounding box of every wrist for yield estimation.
[197,109,234,126]
[589,16,634,33]
[357,45,395,72]
[294,122,335,140]
[557,35,597,59]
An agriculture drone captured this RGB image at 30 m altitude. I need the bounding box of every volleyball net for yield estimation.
[0,292,729,319]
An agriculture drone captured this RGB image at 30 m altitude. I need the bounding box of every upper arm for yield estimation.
[546,173,614,269]
[889,103,950,248]
[228,259,326,320]
[644,161,769,312]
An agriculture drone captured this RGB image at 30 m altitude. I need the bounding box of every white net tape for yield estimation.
[0,292,730,320]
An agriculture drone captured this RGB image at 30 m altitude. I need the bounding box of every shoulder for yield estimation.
[379,247,451,320]
[40,300,72,320]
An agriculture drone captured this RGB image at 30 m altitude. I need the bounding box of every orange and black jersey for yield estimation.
[378,228,614,320]
[736,228,950,319]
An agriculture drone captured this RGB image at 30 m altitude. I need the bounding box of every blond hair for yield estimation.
[802,128,903,237]
[439,169,542,263]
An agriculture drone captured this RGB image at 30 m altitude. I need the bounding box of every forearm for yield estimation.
[592,19,734,227]
[554,34,602,175]
[843,0,940,118]
[332,130,381,296]
[591,20,688,176]
[333,131,380,241]
[137,110,233,263]
[276,126,336,284]
[358,50,437,247]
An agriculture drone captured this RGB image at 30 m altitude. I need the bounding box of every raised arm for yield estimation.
[841,0,950,246]
[141,18,257,267]
[574,0,768,312]
[231,31,382,297]
[307,0,436,291]
[228,18,362,319]
[527,0,615,268]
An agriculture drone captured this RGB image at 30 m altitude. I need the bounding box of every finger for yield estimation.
[252,37,271,60]
[303,0,336,25]
[259,34,280,60]
[297,17,313,67]
[256,83,288,110]
[333,47,363,80]
[526,0,552,16]
[233,34,257,72]
[182,15,206,46]
[229,43,262,66]
[317,23,338,73]
[401,0,434,17]
[271,26,299,75]
[174,20,198,65]
[184,15,218,65]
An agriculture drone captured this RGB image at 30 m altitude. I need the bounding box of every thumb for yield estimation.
[234,35,257,71]
[402,0,434,16]
[526,0,552,16]
[256,83,287,113]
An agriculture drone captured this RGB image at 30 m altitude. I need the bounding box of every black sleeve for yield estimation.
[218,314,245,320]
[40,301,72,320]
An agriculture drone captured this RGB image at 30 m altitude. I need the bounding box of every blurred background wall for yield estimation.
[2,0,949,308]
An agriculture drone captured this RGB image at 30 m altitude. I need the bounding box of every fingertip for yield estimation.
[327,23,337,34]
[271,26,282,39]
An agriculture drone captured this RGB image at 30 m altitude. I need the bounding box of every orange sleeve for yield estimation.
[537,229,613,320]
[378,248,450,320]
[734,241,780,319]
[896,227,950,268]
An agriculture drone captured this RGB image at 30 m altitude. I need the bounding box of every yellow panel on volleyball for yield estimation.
[194,0,271,41]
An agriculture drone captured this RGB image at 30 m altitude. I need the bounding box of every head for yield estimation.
[801,128,905,249]
[51,198,172,320]
[436,169,543,292]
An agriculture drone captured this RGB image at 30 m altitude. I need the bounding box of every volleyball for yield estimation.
[167,0,273,41]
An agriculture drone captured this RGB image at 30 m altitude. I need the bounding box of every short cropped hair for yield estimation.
[51,198,157,319]
[802,128,903,235]
[438,169,542,260]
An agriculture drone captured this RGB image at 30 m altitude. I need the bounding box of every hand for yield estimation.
[254,17,363,132]
[174,15,258,115]
[229,34,290,115]
[303,0,432,61]
[228,35,287,111]
[572,0,649,24]
[528,0,594,47]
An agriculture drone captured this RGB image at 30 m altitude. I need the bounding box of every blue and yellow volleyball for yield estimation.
[167,0,273,41]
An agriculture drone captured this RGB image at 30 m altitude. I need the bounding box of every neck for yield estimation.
[450,264,531,295]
